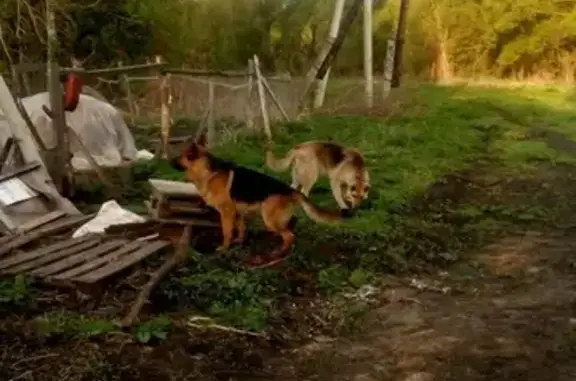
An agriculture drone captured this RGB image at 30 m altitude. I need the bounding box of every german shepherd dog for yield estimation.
[170,135,343,267]
[266,141,370,211]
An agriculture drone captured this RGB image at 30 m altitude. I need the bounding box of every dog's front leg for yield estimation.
[216,205,236,254]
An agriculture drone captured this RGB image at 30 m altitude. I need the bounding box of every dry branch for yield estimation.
[120,225,192,327]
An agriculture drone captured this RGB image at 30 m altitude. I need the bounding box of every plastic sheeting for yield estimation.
[0,92,139,171]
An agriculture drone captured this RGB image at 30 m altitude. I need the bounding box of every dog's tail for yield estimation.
[293,193,341,224]
[266,147,295,172]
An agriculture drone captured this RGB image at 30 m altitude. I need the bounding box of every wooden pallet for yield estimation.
[0,213,94,257]
[0,233,171,287]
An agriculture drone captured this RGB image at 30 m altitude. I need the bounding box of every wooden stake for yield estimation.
[261,76,289,121]
[157,56,171,159]
[253,55,272,141]
[244,59,255,130]
[47,61,70,196]
[120,225,192,327]
[382,39,396,99]
[206,80,216,148]
[119,62,136,125]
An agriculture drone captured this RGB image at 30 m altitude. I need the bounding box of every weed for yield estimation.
[317,265,349,294]
[34,311,115,339]
[134,315,172,343]
[0,275,32,305]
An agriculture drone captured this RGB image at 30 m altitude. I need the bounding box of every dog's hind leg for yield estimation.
[293,159,319,196]
[262,196,295,255]
[233,213,247,244]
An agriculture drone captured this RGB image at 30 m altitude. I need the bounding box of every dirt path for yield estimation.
[269,229,576,381]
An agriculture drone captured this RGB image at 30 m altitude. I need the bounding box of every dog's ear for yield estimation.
[196,133,207,147]
[182,139,200,160]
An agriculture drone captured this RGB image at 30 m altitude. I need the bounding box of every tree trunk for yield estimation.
[312,0,346,109]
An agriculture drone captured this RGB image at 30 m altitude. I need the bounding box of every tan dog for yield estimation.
[171,136,343,267]
[266,141,370,210]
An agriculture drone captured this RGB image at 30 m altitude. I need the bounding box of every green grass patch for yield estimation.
[129,83,576,331]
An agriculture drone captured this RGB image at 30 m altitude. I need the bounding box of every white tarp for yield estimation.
[0,92,140,171]
[72,199,146,238]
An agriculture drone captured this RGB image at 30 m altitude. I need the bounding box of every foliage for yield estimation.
[1,0,572,80]
[0,275,32,305]
[34,311,115,338]
[134,316,172,343]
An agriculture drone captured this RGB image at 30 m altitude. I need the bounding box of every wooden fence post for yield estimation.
[119,61,136,125]
[206,80,216,148]
[244,59,255,130]
[157,56,171,159]
[47,61,70,195]
[253,55,272,142]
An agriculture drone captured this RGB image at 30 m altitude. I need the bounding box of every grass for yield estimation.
[4,82,576,338]
[135,83,576,332]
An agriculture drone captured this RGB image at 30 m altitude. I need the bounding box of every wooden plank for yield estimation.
[0,234,98,270]
[0,205,16,233]
[3,238,101,275]
[149,179,201,197]
[0,162,40,183]
[150,217,219,227]
[167,200,210,214]
[16,210,66,234]
[0,214,95,256]
[50,241,144,281]
[29,239,126,277]
[0,75,80,216]
[0,137,15,172]
[74,240,171,284]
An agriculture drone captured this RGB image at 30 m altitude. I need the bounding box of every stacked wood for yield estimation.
[146,178,219,227]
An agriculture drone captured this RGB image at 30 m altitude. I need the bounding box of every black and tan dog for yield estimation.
[170,135,342,267]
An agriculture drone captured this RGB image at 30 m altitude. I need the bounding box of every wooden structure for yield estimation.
[0,232,170,289]
[0,74,81,237]
[146,178,219,227]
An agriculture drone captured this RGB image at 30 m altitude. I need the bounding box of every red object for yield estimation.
[63,73,83,112]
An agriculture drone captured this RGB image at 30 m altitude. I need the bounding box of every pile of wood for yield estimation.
[146,178,219,227]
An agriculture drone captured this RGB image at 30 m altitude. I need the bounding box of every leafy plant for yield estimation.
[0,275,32,304]
[134,316,172,343]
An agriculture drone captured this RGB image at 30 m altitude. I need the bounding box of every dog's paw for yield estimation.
[215,245,230,254]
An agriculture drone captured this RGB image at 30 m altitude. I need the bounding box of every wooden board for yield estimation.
[73,240,171,284]
[0,234,171,287]
[0,214,95,257]
[149,178,200,197]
